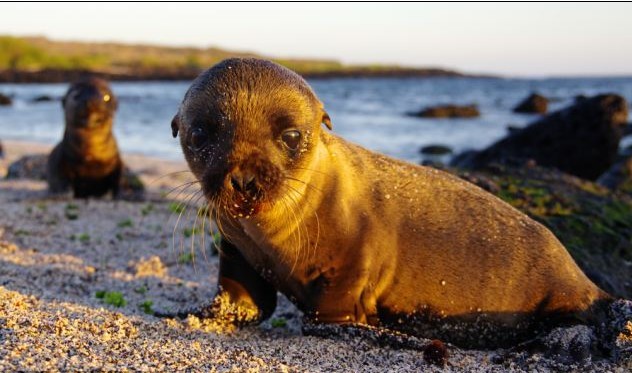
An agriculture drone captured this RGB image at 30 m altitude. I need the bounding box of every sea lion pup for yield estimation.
[168,58,612,348]
[47,77,123,198]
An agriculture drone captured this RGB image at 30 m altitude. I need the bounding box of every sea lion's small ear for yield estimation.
[322,111,332,130]
[171,115,179,138]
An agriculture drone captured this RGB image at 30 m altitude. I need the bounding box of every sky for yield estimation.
[1,3,631,77]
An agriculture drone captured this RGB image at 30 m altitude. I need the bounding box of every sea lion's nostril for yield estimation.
[244,175,256,191]
[230,175,242,191]
[231,173,257,194]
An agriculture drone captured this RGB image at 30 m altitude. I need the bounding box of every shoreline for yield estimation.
[0,67,491,84]
[0,138,185,163]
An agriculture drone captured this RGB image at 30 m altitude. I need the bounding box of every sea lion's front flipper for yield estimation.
[212,238,278,324]
[46,145,71,195]
[155,238,277,326]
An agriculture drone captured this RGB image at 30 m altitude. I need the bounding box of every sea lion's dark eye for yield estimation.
[189,128,208,151]
[281,130,301,151]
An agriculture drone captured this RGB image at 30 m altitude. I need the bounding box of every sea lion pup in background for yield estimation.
[168,58,612,348]
[47,77,123,198]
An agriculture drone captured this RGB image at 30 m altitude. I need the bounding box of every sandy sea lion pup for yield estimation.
[168,58,612,348]
[47,77,123,198]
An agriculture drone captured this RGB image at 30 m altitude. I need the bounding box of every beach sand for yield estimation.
[0,140,630,372]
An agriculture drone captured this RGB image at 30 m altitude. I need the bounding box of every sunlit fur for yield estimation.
[171,58,612,348]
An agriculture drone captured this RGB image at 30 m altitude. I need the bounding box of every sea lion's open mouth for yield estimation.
[224,170,271,218]
[225,197,261,219]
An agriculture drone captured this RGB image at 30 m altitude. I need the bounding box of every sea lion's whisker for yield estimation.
[171,197,189,266]
[285,176,325,194]
[273,191,299,273]
[190,201,204,270]
[199,204,211,264]
[279,196,303,278]
[163,180,201,200]
[284,183,316,265]
[207,196,227,256]
[288,196,309,271]
[212,194,235,245]
[312,209,320,261]
[280,184,312,275]
[148,170,195,187]
[186,192,207,273]
[163,182,202,229]
[171,188,203,263]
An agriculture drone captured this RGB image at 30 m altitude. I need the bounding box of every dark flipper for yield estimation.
[301,320,432,350]
[156,238,277,326]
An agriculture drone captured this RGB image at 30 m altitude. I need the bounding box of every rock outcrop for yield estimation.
[0,92,12,106]
[598,156,632,194]
[420,144,453,155]
[411,104,480,118]
[452,94,629,180]
[513,93,548,114]
[31,95,55,103]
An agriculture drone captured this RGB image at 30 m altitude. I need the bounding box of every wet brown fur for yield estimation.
[171,58,612,348]
[47,77,122,198]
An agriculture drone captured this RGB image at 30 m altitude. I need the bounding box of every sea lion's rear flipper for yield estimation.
[155,238,277,326]
[302,321,449,366]
[301,321,429,350]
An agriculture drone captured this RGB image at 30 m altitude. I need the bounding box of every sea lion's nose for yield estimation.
[230,172,257,195]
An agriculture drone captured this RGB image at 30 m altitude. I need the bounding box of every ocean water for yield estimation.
[1,77,631,163]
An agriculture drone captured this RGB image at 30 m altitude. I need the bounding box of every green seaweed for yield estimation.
[183,227,202,238]
[134,285,148,295]
[178,252,194,264]
[117,218,133,228]
[270,318,287,328]
[138,300,154,315]
[168,202,185,214]
[14,229,30,236]
[95,291,127,307]
[141,204,154,216]
[65,203,79,220]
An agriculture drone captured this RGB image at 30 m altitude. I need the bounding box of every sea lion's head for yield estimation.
[172,58,331,218]
[63,77,118,129]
